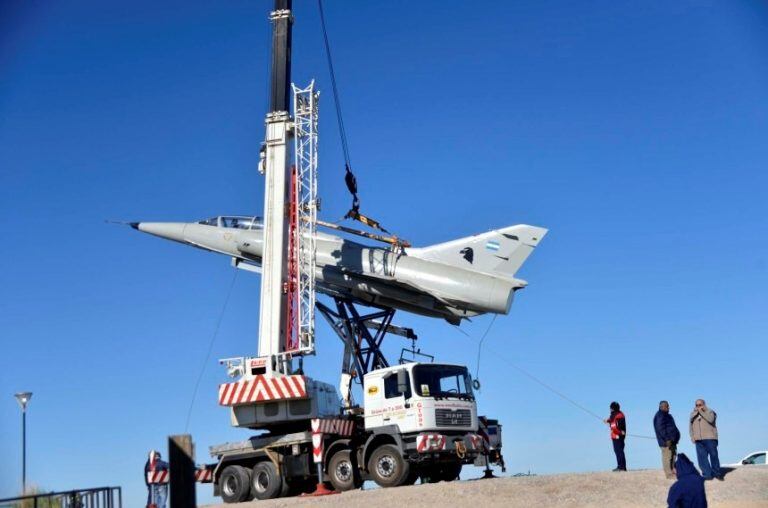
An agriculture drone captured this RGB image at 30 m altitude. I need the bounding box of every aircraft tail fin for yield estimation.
[410,224,547,279]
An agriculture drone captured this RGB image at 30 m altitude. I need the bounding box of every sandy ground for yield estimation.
[202,466,768,508]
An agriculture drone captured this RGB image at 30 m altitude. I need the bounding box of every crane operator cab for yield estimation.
[363,363,486,462]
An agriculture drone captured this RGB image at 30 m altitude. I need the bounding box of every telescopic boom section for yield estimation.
[269,0,292,113]
[258,0,294,373]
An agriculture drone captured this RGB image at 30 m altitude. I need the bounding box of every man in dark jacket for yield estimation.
[603,401,627,471]
[654,400,682,479]
[144,450,169,508]
[667,453,707,507]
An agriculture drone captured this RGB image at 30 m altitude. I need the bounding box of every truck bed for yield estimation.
[209,431,312,457]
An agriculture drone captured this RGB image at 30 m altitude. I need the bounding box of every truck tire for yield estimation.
[251,461,284,500]
[368,444,410,488]
[328,449,359,491]
[219,465,252,503]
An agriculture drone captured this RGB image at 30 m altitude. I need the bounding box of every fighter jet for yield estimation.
[129,217,547,324]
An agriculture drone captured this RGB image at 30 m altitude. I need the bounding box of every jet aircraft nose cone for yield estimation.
[135,222,188,243]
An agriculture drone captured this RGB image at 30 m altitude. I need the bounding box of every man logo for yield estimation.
[460,247,474,264]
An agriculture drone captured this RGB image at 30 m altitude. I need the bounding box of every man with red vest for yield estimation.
[604,401,627,471]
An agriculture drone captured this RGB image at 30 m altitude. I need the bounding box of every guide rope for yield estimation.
[184,270,239,432]
[456,322,655,440]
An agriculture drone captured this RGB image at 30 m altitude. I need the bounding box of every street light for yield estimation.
[14,391,32,494]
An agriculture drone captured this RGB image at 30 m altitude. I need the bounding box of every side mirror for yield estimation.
[742,459,749,465]
[397,370,408,395]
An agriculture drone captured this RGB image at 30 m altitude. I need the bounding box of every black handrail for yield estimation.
[0,486,122,508]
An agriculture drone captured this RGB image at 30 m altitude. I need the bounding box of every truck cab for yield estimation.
[356,362,488,487]
[363,362,478,434]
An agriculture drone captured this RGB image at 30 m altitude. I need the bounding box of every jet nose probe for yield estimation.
[128,222,188,243]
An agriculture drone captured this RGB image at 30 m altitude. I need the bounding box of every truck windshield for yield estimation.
[412,365,474,400]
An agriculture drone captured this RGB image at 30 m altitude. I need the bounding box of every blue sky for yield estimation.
[2,0,767,505]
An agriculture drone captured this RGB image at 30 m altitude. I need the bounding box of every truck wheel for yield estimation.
[368,444,410,488]
[219,465,251,503]
[328,449,360,491]
[251,461,284,500]
[440,463,462,482]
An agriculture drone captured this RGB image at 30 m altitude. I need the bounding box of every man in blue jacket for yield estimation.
[667,453,707,507]
[654,400,681,479]
[144,450,169,508]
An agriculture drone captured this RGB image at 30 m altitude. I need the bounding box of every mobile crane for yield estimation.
[192,1,506,502]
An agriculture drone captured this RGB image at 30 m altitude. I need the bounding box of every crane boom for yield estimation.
[257,0,294,373]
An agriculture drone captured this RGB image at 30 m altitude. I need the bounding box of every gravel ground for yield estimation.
[202,466,768,508]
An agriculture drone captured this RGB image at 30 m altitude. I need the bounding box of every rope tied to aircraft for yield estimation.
[184,270,239,432]
[460,323,656,440]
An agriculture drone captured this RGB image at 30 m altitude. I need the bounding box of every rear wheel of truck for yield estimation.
[220,465,252,503]
[368,444,410,488]
[328,449,359,491]
[251,461,284,500]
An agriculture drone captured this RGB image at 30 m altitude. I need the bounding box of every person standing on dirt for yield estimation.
[145,450,169,508]
[689,398,722,481]
[667,453,707,507]
[604,401,627,471]
[654,400,681,479]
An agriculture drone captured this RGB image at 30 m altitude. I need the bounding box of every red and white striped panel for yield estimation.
[416,433,446,453]
[195,468,213,483]
[467,433,484,451]
[147,470,169,484]
[218,375,307,406]
[147,469,213,484]
[311,418,324,464]
[312,432,324,464]
[310,418,355,437]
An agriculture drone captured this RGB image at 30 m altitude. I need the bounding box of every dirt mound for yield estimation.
[202,467,768,508]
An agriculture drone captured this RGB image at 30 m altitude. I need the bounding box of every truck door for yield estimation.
[364,374,386,430]
[381,370,417,433]
[364,369,417,432]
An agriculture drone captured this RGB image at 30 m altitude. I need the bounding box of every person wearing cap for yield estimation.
[654,400,681,479]
[603,401,627,471]
[145,450,169,508]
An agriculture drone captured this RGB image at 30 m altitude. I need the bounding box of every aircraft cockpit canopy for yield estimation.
[198,216,263,230]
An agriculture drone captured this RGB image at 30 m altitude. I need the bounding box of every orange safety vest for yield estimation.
[609,411,625,439]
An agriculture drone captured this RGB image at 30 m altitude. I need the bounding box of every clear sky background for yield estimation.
[2,0,767,505]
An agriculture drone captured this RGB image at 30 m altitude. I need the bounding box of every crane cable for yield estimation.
[317,0,390,234]
[456,322,655,440]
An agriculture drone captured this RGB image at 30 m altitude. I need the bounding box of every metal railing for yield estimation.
[0,487,121,508]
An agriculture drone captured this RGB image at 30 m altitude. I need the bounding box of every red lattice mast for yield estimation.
[284,166,299,352]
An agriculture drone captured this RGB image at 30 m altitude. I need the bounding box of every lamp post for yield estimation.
[14,392,32,494]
